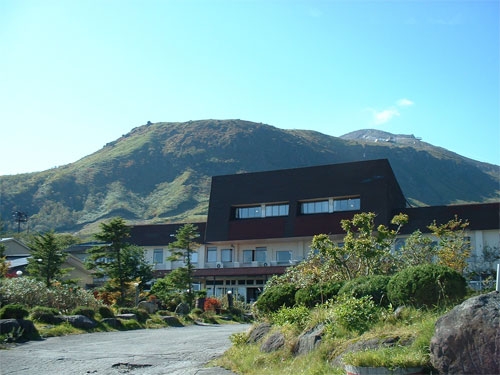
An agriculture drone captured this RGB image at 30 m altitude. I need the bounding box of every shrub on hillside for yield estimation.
[98,305,115,319]
[387,264,466,308]
[30,306,60,324]
[270,305,310,330]
[71,306,96,320]
[338,275,391,307]
[255,283,297,314]
[329,295,379,334]
[0,303,29,319]
[119,307,150,323]
[295,281,344,307]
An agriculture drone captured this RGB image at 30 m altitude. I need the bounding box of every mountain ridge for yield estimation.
[1,119,498,235]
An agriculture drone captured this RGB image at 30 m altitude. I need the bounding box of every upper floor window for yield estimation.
[221,248,233,262]
[300,197,360,214]
[153,249,164,264]
[243,247,267,263]
[206,247,217,263]
[235,203,289,219]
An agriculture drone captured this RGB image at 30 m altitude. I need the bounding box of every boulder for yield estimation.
[62,315,97,329]
[175,302,190,316]
[138,301,158,314]
[247,322,271,343]
[293,324,324,356]
[101,318,122,328]
[160,315,184,327]
[0,319,38,341]
[116,313,137,320]
[430,291,500,375]
[260,331,285,353]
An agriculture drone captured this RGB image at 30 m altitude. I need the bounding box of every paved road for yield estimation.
[0,323,250,375]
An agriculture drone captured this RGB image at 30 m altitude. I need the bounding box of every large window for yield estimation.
[301,200,329,214]
[206,247,217,262]
[276,251,292,264]
[243,247,267,263]
[235,203,289,219]
[153,249,164,264]
[333,198,360,211]
[221,248,233,262]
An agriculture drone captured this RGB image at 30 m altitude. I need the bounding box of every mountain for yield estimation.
[1,119,498,235]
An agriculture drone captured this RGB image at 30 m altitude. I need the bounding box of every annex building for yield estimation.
[128,159,500,303]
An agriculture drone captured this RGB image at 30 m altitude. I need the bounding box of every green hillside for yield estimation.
[1,119,498,234]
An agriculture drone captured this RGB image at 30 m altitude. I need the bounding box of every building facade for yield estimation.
[128,159,500,302]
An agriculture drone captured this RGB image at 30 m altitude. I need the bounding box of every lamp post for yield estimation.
[16,270,23,277]
[133,282,140,306]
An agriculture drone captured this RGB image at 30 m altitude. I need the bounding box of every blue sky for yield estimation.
[1,0,499,175]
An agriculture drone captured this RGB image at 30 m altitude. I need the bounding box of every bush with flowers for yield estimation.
[204,297,222,313]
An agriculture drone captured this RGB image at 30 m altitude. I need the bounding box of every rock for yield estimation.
[62,315,97,329]
[430,291,500,375]
[293,324,324,356]
[138,301,158,314]
[0,319,38,341]
[161,315,184,327]
[116,313,137,320]
[260,331,285,353]
[175,302,190,316]
[247,322,271,343]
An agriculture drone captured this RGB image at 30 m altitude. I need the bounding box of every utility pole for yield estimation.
[12,211,28,233]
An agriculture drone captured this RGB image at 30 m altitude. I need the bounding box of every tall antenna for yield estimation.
[12,211,28,233]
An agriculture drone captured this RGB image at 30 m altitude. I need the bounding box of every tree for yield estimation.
[0,242,9,278]
[86,217,152,305]
[26,231,70,287]
[428,215,470,274]
[168,223,200,308]
[311,212,408,281]
[397,229,437,268]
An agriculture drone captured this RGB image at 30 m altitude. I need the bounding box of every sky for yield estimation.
[1,0,499,175]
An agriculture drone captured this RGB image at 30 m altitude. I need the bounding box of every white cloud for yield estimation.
[397,98,414,107]
[373,108,400,125]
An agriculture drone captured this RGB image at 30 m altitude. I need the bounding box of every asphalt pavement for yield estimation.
[0,323,250,375]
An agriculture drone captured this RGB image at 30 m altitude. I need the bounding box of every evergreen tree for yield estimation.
[86,217,152,305]
[26,231,70,287]
[168,223,200,308]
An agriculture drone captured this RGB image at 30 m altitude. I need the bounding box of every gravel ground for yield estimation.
[0,323,250,375]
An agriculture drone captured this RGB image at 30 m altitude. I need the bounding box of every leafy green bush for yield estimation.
[98,305,115,319]
[0,303,29,319]
[255,283,297,314]
[30,306,60,324]
[387,264,467,308]
[0,277,101,313]
[339,275,391,306]
[71,306,96,320]
[295,281,344,307]
[329,295,379,334]
[270,305,310,330]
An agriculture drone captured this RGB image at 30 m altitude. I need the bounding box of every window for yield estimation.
[276,251,292,264]
[333,198,360,211]
[221,248,233,262]
[243,247,267,263]
[236,206,261,219]
[265,204,289,217]
[153,249,164,264]
[187,251,198,264]
[301,200,329,214]
[206,247,217,262]
[235,203,289,219]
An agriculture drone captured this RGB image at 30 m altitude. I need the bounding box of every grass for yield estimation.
[213,306,443,375]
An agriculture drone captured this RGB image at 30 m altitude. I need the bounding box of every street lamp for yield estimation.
[16,270,23,277]
[133,282,140,306]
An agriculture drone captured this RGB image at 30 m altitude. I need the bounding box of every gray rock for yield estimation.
[260,331,285,353]
[0,319,38,341]
[61,315,97,329]
[247,322,271,343]
[430,291,500,375]
[161,315,184,327]
[138,301,158,314]
[293,324,324,356]
[101,318,122,328]
[116,313,137,320]
[175,302,190,315]
[0,319,21,335]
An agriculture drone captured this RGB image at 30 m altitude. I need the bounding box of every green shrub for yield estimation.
[295,281,344,307]
[339,275,391,306]
[270,305,310,330]
[98,305,115,319]
[255,283,297,314]
[30,306,60,324]
[0,303,29,319]
[387,264,467,308]
[329,295,379,334]
[71,306,96,320]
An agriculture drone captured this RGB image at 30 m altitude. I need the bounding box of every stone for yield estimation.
[175,302,190,316]
[430,291,500,375]
[260,331,285,353]
[247,322,271,343]
[294,324,325,356]
[116,313,137,320]
[0,319,38,341]
[62,315,97,329]
[161,315,184,327]
[101,318,122,328]
[138,301,158,314]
